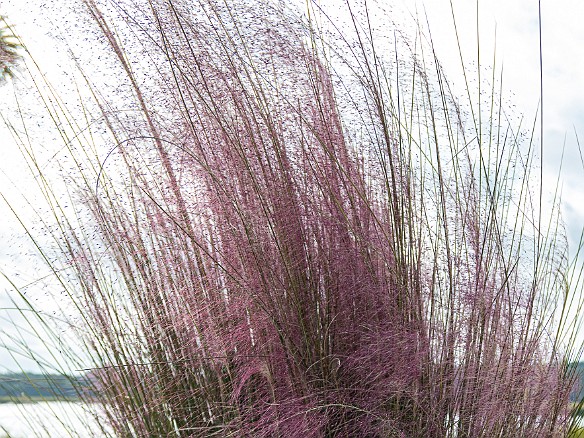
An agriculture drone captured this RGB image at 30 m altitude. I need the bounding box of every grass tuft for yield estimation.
[1,0,583,436]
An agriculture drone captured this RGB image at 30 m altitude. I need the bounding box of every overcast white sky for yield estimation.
[414,0,584,239]
[1,0,583,372]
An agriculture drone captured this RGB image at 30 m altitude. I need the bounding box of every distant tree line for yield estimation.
[0,373,88,401]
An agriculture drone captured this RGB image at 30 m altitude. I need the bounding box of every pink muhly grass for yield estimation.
[2,0,583,437]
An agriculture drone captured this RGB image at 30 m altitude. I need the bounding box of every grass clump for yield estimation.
[1,0,583,436]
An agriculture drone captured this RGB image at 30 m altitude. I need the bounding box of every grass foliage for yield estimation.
[1,0,584,436]
[0,16,19,81]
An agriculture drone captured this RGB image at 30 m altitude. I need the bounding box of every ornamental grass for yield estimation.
[1,0,583,436]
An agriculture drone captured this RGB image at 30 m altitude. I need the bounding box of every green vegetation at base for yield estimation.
[569,428,584,438]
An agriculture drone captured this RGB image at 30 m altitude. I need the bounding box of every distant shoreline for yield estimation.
[0,395,81,404]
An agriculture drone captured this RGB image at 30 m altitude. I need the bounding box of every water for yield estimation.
[0,401,108,437]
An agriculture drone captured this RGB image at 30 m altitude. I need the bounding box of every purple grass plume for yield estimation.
[4,0,582,436]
